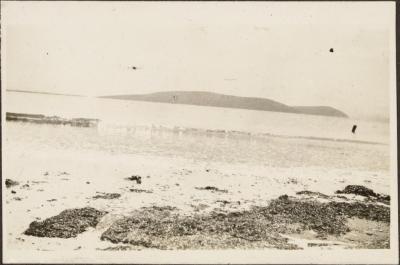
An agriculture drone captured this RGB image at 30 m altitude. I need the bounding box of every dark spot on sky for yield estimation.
[46,52,48,55]
[329,48,334,53]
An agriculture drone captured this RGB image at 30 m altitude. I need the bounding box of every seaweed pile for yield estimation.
[100,193,390,249]
[24,207,108,238]
[195,186,228,193]
[92,192,121,200]
[22,185,390,249]
[336,185,390,204]
[5,179,19,188]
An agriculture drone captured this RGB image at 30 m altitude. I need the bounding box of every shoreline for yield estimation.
[6,116,389,146]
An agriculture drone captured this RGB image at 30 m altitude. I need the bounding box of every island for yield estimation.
[100,91,348,118]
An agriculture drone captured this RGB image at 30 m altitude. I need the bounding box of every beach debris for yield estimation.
[32,180,48,184]
[129,188,153,194]
[11,190,16,194]
[100,202,298,249]
[336,185,376,197]
[335,185,390,204]
[216,200,231,205]
[24,207,108,238]
[308,242,329,247]
[5,179,19,188]
[21,184,30,189]
[92,192,121,200]
[139,206,177,213]
[126,175,142,184]
[47,199,57,202]
[86,181,90,184]
[278,194,289,200]
[44,172,49,176]
[264,195,389,225]
[195,186,228,193]
[58,171,69,176]
[285,178,298,184]
[296,190,329,199]
[13,197,23,201]
[100,192,390,250]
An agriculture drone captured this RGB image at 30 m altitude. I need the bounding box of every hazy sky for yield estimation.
[2,2,395,119]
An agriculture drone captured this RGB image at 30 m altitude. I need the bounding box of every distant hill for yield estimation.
[100,91,348,118]
[6,89,83,97]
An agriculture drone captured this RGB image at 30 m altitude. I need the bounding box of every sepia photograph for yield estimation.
[1,1,398,264]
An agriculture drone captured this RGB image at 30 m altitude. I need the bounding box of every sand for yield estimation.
[3,142,390,253]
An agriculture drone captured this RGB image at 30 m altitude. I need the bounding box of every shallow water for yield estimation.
[4,91,390,171]
[5,119,389,172]
[5,91,390,144]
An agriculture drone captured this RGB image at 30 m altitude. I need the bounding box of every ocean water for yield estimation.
[4,91,390,172]
[4,91,389,144]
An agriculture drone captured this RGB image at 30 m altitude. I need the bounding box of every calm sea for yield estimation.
[4,91,389,144]
[4,91,390,171]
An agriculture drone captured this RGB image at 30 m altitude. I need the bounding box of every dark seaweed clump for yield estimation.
[327,201,390,223]
[256,195,390,235]
[195,186,228,193]
[255,195,349,235]
[336,185,390,204]
[296,190,329,199]
[100,195,390,249]
[126,175,142,184]
[129,189,153,194]
[24,207,107,238]
[336,185,377,197]
[5,179,19,188]
[93,193,121,200]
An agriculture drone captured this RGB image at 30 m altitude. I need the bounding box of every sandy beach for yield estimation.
[2,2,397,263]
[3,120,391,253]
